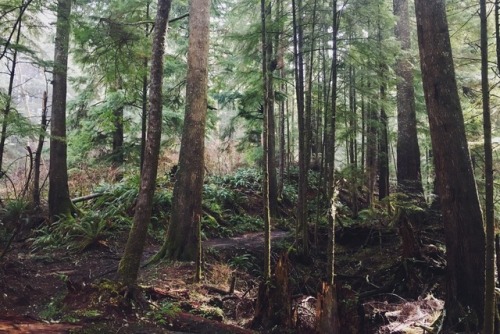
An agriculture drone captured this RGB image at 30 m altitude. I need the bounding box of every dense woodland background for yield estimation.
[1,0,500,333]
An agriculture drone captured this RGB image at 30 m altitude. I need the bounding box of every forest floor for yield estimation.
[0,168,448,333]
[0,220,446,333]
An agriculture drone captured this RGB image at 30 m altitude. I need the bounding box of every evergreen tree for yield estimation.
[415,0,486,330]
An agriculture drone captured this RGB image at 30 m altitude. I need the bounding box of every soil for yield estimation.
[0,230,290,333]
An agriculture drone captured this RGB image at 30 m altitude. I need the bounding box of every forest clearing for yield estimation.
[1,0,500,332]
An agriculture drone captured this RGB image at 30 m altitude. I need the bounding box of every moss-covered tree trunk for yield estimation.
[415,0,486,330]
[117,0,172,287]
[48,0,74,220]
[160,0,211,261]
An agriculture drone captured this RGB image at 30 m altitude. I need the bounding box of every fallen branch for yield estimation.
[71,192,107,204]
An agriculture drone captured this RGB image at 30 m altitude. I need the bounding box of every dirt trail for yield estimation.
[203,230,289,249]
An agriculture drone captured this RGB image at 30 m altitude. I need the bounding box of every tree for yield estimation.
[261,0,272,281]
[393,0,423,266]
[70,0,152,169]
[0,0,40,174]
[48,0,75,220]
[394,0,423,197]
[157,0,211,261]
[414,0,486,330]
[292,0,309,256]
[480,0,495,331]
[117,0,172,287]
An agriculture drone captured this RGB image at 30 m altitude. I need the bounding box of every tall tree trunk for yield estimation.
[261,0,272,280]
[48,0,74,220]
[348,64,359,216]
[292,0,309,256]
[393,0,423,268]
[394,0,424,197]
[415,1,485,330]
[377,19,389,202]
[264,3,278,218]
[277,0,285,198]
[481,0,495,331]
[158,0,211,261]
[117,0,172,287]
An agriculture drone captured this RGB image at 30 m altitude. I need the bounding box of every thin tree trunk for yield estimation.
[140,3,151,173]
[117,0,172,287]
[481,0,495,331]
[277,0,285,198]
[0,14,22,173]
[378,80,389,201]
[365,96,377,207]
[265,2,278,218]
[261,0,272,280]
[292,0,309,256]
[33,91,48,210]
[112,81,124,180]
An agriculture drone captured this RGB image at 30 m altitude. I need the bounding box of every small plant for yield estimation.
[148,301,181,326]
[39,294,65,321]
[191,305,224,321]
[229,253,258,271]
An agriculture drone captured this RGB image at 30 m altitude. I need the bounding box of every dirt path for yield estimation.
[203,230,289,249]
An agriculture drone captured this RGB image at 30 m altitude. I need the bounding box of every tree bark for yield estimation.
[264,2,278,219]
[160,0,211,261]
[394,0,424,197]
[48,0,74,220]
[33,91,48,210]
[414,0,486,330]
[117,0,172,287]
[292,0,309,256]
[112,81,124,180]
[481,0,495,331]
[261,0,272,280]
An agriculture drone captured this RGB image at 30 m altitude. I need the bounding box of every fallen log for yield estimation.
[71,192,107,204]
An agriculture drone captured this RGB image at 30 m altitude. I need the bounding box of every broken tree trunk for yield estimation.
[251,253,292,332]
[315,282,340,333]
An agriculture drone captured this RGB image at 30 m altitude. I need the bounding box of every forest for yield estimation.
[0,0,499,333]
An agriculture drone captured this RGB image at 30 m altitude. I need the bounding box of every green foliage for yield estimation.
[147,301,181,325]
[31,214,111,251]
[190,305,225,321]
[39,294,65,321]
[216,167,262,191]
[228,215,263,234]
[31,175,172,251]
[0,198,29,225]
[229,253,257,271]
